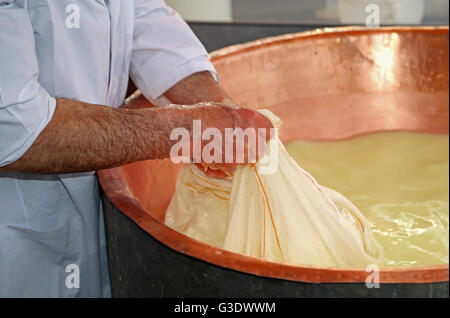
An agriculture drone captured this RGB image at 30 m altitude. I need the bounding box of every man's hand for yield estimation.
[192,104,274,178]
[163,71,274,178]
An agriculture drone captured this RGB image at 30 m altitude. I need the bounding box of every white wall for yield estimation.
[166,0,233,22]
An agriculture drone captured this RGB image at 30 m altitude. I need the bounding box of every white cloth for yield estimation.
[166,111,384,268]
[0,0,216,297]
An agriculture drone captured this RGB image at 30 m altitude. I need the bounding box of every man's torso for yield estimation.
[0,0,135,297]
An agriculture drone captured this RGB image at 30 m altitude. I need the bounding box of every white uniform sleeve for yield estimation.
[0,1,56,167]
[131,0,218,101]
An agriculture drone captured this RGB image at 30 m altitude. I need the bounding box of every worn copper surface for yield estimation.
[99,26,449,283]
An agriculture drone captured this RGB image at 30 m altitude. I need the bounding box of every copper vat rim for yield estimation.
[99,26,449,284]
[208,25,450,61]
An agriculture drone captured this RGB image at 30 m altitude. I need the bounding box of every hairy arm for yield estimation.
[162,71,234,105]
[0,72,271,175]
[0,99,236,174]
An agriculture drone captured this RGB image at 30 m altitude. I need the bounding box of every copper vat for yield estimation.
[99,26,449,297]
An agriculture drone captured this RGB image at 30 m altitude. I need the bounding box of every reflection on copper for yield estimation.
[372,33,399,89]
[99,26,449,284]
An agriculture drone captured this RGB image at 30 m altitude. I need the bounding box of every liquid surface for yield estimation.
[286,132,449,268]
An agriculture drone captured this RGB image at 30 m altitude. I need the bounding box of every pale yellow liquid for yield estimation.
[286,132,449,268]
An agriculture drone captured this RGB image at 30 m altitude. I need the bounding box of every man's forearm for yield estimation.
[0,72,265,175]
[163,71,234,105]
[0,98,235,174]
